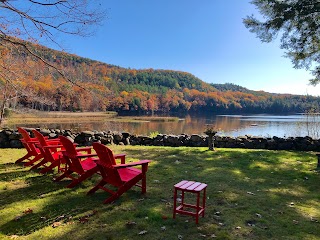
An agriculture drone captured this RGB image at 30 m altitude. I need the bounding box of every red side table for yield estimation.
[173,180,207,224]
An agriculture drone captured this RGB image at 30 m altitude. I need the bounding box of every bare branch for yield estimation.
[28,0,67,6]
[2,35,87,90]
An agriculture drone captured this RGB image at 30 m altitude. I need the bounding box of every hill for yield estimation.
[212,83,263,94]
[1,40,320,115]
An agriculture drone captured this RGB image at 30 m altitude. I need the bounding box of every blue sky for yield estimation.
[61,0,320,96]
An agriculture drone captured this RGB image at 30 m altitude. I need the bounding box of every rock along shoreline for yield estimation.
[1,128,320,152]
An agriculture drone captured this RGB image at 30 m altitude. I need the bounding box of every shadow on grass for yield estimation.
[0,147,319,239]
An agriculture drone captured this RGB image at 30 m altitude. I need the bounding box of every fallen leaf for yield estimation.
[23,208,33,214]
[79,217,89,223]
[178,235,183,240]
[161,226,166,231]
[138,230,147,235]
[214,211,221,216]
[199,233,207,237]
[246,220,256,227]
[55,215,65,221]
[161,215,168,220]
[255,213,262,218]
[14,215,22,221]
[235,226,241,229]
[310,217,319,223]
[87,210,98,217]
[210,234,217,238]
[9,235,19,239]
[246,191,255,195]
[126,221,137,226]
[52,222,62,228]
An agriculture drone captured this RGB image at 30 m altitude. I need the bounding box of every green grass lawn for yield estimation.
[0,146,319,240]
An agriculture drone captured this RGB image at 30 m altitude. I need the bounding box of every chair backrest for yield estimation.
[32,129,60,163]
[59,136,77,156]
[17,127,32,142]
[32,129,49,147]
[59,135,84,172]
[92,142,117,167]
[92,142,122,184]
[18,127,38,153]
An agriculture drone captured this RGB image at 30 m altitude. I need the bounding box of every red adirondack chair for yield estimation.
[54,136,100,188]
[31,129,65,174]
[88,142,151,204]
[16,127,43,166]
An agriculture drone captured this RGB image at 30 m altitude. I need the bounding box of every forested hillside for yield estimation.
[1,41,320,115]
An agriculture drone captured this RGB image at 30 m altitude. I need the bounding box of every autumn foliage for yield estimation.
[2,42,320,114]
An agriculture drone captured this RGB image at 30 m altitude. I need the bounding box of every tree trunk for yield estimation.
[208,134,215,151]
[0,100,6,125]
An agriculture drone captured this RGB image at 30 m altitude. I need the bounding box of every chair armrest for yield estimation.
[113,160,151,169]
[76,147,92,150]
[75,147,92,153]
[43,145,64,149]
[77,153,98,158]
[45,140,61,145]
[114,153,126,164]
[28,138,55,144]
[30,137,40,141]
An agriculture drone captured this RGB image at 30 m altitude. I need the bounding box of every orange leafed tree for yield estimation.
[0,0,105,124]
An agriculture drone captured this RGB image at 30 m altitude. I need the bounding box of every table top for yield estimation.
[174,180,207,192]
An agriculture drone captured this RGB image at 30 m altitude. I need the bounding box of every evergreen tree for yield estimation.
[244,0,320,84]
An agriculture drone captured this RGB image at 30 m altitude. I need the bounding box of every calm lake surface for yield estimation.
[9,114,320,139]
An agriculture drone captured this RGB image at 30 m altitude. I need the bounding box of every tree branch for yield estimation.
[0,34,86,90]
[28,0,67,6]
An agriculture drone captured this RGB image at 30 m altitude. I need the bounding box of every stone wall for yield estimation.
[1,128,320,151]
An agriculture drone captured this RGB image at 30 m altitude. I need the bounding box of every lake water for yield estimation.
[8,114,320,139]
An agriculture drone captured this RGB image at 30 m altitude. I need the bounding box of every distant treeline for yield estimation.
[2,41,320,114]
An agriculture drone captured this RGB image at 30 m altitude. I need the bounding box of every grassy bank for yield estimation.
[0,146,319,239]
[7,111,118,124]
[6,111,179,124]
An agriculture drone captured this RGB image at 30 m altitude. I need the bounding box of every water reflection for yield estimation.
[6,114,320,138]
